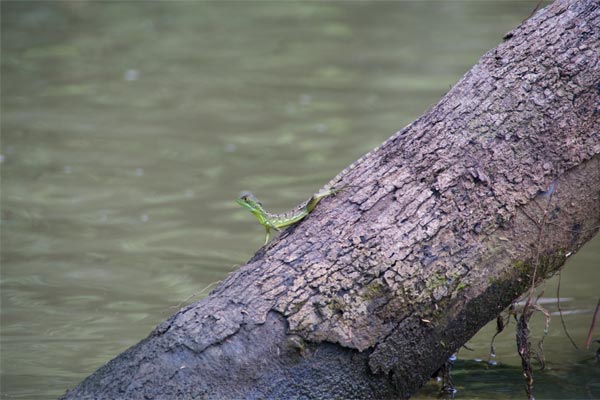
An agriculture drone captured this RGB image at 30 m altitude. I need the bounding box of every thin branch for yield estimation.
[585,298,600,349]
[556,271,579,350]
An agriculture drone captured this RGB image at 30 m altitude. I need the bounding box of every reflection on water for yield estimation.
[1,1,598,399]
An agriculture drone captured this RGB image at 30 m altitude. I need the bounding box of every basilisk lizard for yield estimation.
[236,188,341,245]
[236,129,403,244]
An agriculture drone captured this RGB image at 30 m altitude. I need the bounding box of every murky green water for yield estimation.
[1,2,598,399]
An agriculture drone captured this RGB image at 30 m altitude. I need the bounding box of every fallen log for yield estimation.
[62,0,600,398]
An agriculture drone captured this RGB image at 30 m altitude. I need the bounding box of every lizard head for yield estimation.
[236,191,264,213]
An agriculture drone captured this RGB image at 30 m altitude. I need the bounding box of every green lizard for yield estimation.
[236,188,341,244]
[237,128,405,244]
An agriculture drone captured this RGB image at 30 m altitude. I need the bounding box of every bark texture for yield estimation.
[63,1,600,399]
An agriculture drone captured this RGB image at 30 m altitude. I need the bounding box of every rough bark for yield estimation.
[62,1,600,399]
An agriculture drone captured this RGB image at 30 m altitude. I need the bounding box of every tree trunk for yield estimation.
[62,1,600,399]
